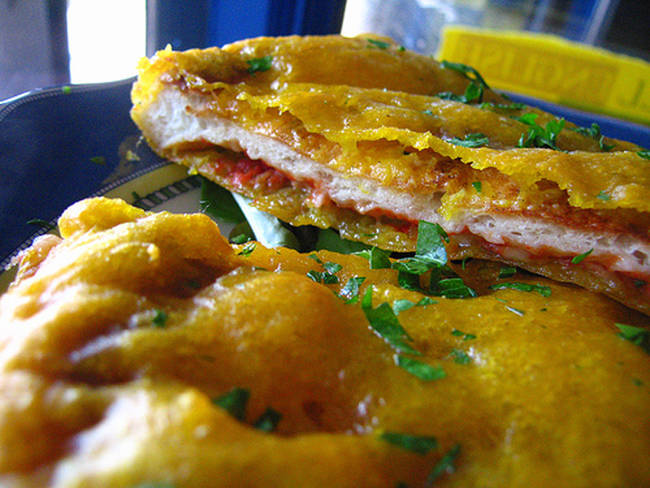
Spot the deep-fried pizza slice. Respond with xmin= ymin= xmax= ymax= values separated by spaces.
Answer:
xmin=130 ymin=35 xmax=650 ymax=313
xmin=1 ymin=197 xmax=648 ymax=487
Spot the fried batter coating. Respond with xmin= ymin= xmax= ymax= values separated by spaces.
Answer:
xmin=0 ymin=198 xmax=648 ymax=487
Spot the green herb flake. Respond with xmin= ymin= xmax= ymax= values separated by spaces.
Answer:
xmin=516 ymin=114 xmax=565 ymax=150
xmin=61 ymin=85 xmax=72 ymax=94
xmin=380 ymin=431 xmax=438 ymax=454
xmin=339 ymin=276 xmax=366 ymax=303
xmin=392 ymin=299 xmax=416 ymax=314
xmin=238 ymin=241 xmax=256 ymax=256
xmin=480 ymin=101 xmax=526 ymax=111
xmin=437 ymin=278 xmax=477 ymax=299
xmin=471 ymin=181 xmax=482 ymax=193
xmin=437 ymin=81 xmax=484 ymax=104
xmin=230 ymin=233 xmax=250 ymax=244
xmin=614 ymin=323 xmax=649 ymax=354
xmin=308 ymin=253 xmax=323 ymax=264
xmin=637 ymin=151 xmax=650 ymax=160
xmin=212 ymin=387 xmax=250 ymax=421
xmin=599 ymin=135 xmax=615 ymax=151
xmin=490 ymin=282 xmax=551 ymax=297
xmin=367 ymin=38 xmax=390 ymax=49
xmin=152 ymin=309 xmax=168 ymax=328
xmin=246 ymin=55 xmax=273 ymax=74
xmin=253 ymin=407 xmax=282 ymax=432
xmin=445 ymin=133 xmax=489 ymax=148
xmin=440 ymin=60 xmax=489 ymax=89
xmin=90 ymin=156 xmax=106 ymax=165
xmin=26 ymin=218 xmax=56 ymax=232
xmin=396 ymin=355 xmax=446 ymax=381
xmin=597 ymin=190 xmax=611 ymax=201
xmin=498 ymin=266 xmax=517 ymax=278
xmin=450 ymin=349 xmax=471 ymax=364
xmin=306 ymin=270 xmax=339 ymax=285
xmin=354 ymin=246 xmax=392 ymax=269
xmin=451 ymin=329 xmax=476 ymax=341
xmin=323 ymin=261 xmax=343 ymax=274
xmin=633 ymin=378 xmax=644 ymax=387
xmin=361 ymin=287 xmax=420 ymax=355
xmin=571 ymin=248 xmax=593 ymax=264
xmin=416 ymin=297 xmax=437 ymax=306
xmin=427 ymin=443 xmax=461 ymax=485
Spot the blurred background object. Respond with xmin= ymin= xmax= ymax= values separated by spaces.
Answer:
xmin=1 ymin=0 xmax=648 ymax=122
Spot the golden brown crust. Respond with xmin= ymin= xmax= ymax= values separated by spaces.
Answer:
xmin=1 ymin=198 xmax=649 ymax=487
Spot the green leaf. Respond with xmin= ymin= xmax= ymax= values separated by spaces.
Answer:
xmin=152 ymin=309 xmax=168 ymax=328
xmin=212 ymin=387 xmax=250 ymax=421
xmin=490 ymin=282 xmax=551 ymax=297
xmin=597 ymin=191 xmax=610 ymax=201
xmin=445 ymin=133 xmax=489 ymax=148
xmin=339 ymin=276 xmax=366 ymax=303
xmin=437 ymin=81 xmax=483 ymax=104
xmin=199 ymin=177 xmax=246 ymax=223
xmin=26 ymin=218 xmax=57 ymax=232
xmin=436 ymin=278 xmax=477 ymax=299
xmin=380 ymin=431 xmax=438 ymax=454
xmin=253 ymin=407 xmax=282 ymax=432
xmin=440 ymin=60 xmax=490 ymax=89
xmin=615 ymin=323 xmax=649 ymax=354
xmin=323 ymin=261 xmax=343 ymax=274
xmin=397 ymin=270 xmax=423 ymax=291
xmin=392 ymin=299 xmax=416 ymax=314
xmin=367 ymin=38 xmax=390 ymax=49
xmin=90 ymin=156 xmax=106 ymax=165
xmin=637 ymin=151 xmax=650 ymax=160
xmin=571 ymin=248 xmax=593 ymax=264
xmin=598 ymin=135 xmax=615 ymax=151
xmin=498 ymin=266 xmax=517 ymax=278
xmin=396 ymin=355 xmax=446 ymax=381
xmin=471 ymin=181 xmax=482 ymax=193
xmin=354 ymin=246 xmax=392 ymax=269
xmin=238 ymin=241 xmax=256 ymax=256
xmin=480 ymin=101 xmax=526 ymax=111
xmin=450 ymin=349 xmax=471 ymax=364
xmin=515 ymin=114 xmax=565 ymax=150
xmin=306 ymin=270 xmax=339 ymax=284
xmin=416 ymin=221 xmax=449 ymax=265
xmin=451 ymin=329 xmax=476 ymax=341
xmin=246 ymin=55 xmax=273 ymax=73
xmin=361 ymin=287 xmax=420 ymax=355
xmin=426 ymin=444 xmax=461 ymax=485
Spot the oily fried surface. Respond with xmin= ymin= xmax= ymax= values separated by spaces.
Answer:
xmin=1 ymin=198 xmax=649 ymax=487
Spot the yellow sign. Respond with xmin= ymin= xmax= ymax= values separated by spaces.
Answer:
xmin=438 ymin=26 xmax=650 ymax=126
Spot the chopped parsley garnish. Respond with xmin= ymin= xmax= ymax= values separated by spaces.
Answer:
xmin=471 ymin=181 xmax=482 ymax=193
xmin=323 ymin=261 xmax=342 ymax=274
xmin=435 ymin=278 xmax=477 ymax=299
xmin=380 ymin=431 xmax=438 ymax=454
xmin=638 ymin=151 xmax=650 ymax=160
xmin=246 ymin=55 xmax=273 ymax=74
xmin=230 ymin=234 xmax=250 ymax=244
xmin=414 ymin=221 xmax=448 ymax=267
xmin=451 ymin=329 xmax=476 ymax=341
xmin=339 ymin=276 xmax=366 ymax=303
xmin=90 ymin=156 xmax=106 ymax=165
xmin=445 ymin=133 xmax=489 ymax=148
xmin=597 ymin=190 xmax=611 ymax=201
xmin=391 ymin=297 xmax=436 ymax=314
xmin=61 ymin=85 xmax=72 ymax=94
xmin=426 ymin=444 xmax=461 ymax=485
xmin=571 ymin=123 xmax=615 ymax=151
xmin=367 ymin=38 xmax=390 ymax=49
xmin=152 ymin=309 xmax=168 ymax=328
xmin=450 ymin=349 xmax=471 ymax=364
xmin=306 ymin=270 xmax=339 ymax=284
xmin=253 ymin=407 xmax=282 ymax=432
xmin=480 ymin=101 xmax=526 ymax=111
xmin=571 ymin=248 xmax=593 ymax=264
xmin=515 ymin=113 xmax=565 ymax=150
xmin=437 ymin=80 xmax=483 ymax=104
xmin=212 ymin=387 xmax=250 ymax=421
xmin=490 ymin=282 xmax=551 ymax=297
xmin=615 ymin=323 xmax=649 ymax=354
xmin=308 ymin=253 xmax=323 ymax=264
xmin=361 ymin=287 xmax=420 ymax=355
xmin=440 ymin=60 xmax=489 ymax=89
xmin=238 ymin=241 xmax=256 ymax=256
xmin=396 ymin=355 xmax=446 ymax=381
xmin=354 ymin=246 xmax=392 ymax=269
xmin=26 ymin=218 xmax=56 ymax=232
xmin=498 ymin=266 xmax=517 ymax=278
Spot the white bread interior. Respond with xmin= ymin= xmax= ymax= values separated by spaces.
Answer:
xmin=137 ymin=87 xmax=650 ymax=277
